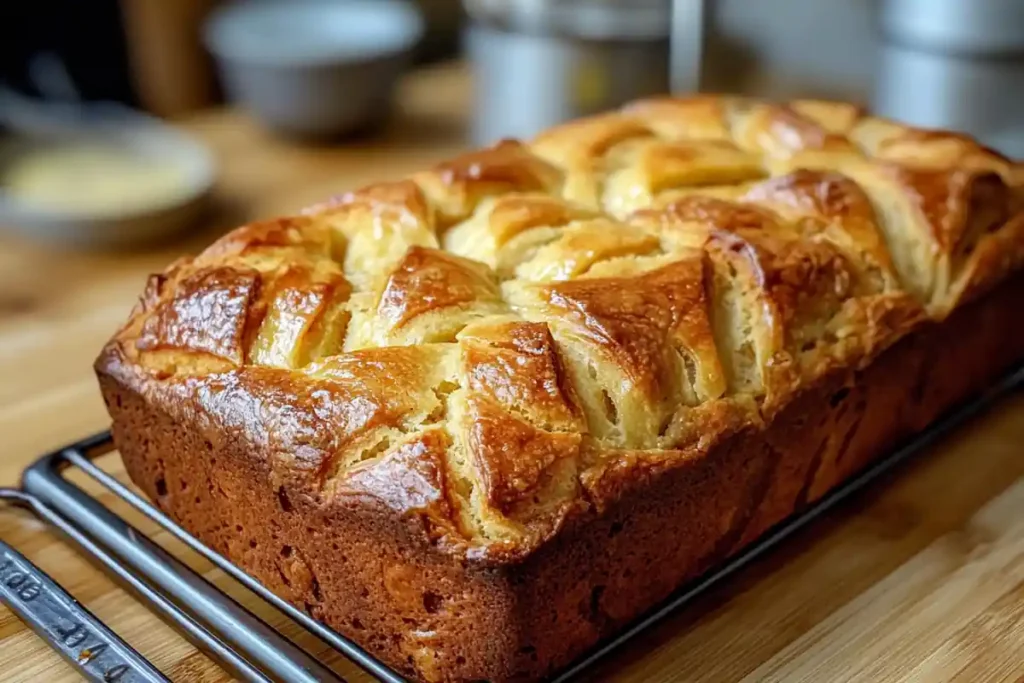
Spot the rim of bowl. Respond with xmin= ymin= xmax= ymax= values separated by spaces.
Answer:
xmin=0 ymin=122 xmax=217 ymax=224
xmin=203 ymin=0 xmax=426 ymax=68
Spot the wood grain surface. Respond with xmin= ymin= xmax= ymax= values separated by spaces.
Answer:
xmin=0 ymin=63 xmax=1022 ymax=683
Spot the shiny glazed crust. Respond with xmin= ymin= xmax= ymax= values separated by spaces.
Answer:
xmin=96 ymin=97 xmax=1024 ymax=682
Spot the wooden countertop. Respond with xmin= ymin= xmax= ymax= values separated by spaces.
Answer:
xmin=1 ymin=63 xmax=1023 ymax=682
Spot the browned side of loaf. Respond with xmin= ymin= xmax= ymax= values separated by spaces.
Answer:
xmin=99 ymin=375 xmax=521 ymax=681
xmin=98 ymin=274 xmax=1024 ymax=683
xmin=505 ymin=273 xmax=1024 ymax=680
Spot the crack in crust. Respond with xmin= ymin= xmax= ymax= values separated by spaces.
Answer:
xmin=99 ymin=96 xmax=1024 ymax=560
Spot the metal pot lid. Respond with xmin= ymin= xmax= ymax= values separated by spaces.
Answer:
xmin=463 ymin=0 xmax=671 ymax=40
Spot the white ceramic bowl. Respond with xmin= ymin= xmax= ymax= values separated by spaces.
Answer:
xmin=204 ymin=0 xmax=425 ymax=139
xmin=0 ymin=115 xmax=215 ymax=249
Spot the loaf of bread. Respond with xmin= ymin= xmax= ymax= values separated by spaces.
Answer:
xmin=96 ymin=97 xmax=1024 ymax=682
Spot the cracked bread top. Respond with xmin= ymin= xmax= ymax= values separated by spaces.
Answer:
xmin=97 ymin=96 xmax=1024 ymax=562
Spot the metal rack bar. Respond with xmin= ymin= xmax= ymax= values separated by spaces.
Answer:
xmin=59 ymin=443 xmax=405 ymax=683
xmin=0 ymin=492 xmax=169 ymax=683
xmin=20 ymin=451 xmax=345 ymax=683
xmin=5 ymin=362 xmax=1023 ymax=683
xmin=2 ymin=486 xmax=277 ymax=682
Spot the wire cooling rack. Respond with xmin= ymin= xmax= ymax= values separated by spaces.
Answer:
xmin=2 ymin=362 xmax=1023 ymax=683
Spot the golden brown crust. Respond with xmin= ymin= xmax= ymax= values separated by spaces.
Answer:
xmin=136 ymin=266 xmax=263 ymax=364
xmin=459 ymin=320 xmax=582 ymax=431
xmin=414 ymin=139 xmax=565 ymax=228
xmin=377 ymin=247 xmax=500 ymax=330
xmin=543 ymin=255 xmax=724 ymax=406
xmin=336 ymin=428 xmax=460 ymax=537
xmin=96 ymin=95 xmax=1024 ymax=682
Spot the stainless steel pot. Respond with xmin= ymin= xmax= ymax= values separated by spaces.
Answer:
xmin=465 ymin=0 xmax=1024 ymax=157
xmin=463 ymin=0 xmax=671 ymax=145
xmin=875 ymin=0 xmax=1024 ymax=157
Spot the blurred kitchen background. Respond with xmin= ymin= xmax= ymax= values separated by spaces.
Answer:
xmin=0 ymin=0 xmax=1023 ymax=253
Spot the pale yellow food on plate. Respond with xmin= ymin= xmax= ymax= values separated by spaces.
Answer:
xmin=3 ymin=144 xmax=189 ymax=215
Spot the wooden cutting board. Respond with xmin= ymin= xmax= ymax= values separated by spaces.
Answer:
xmin=1 ymin=63 xmax=1022 ymax=683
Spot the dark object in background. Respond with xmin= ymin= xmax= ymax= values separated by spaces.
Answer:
xmin=120 ymin=0 xmax=223 ymax=118
xmin=0 ymin=0 xmax=137 ymax=107
xmin=0 ymin=0 xmax=462 ymax=121
xmin=418 ymin=0 xmax=465 ymax=63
